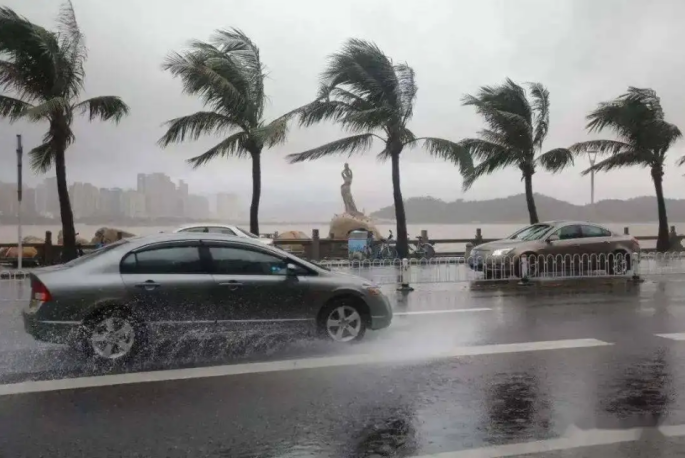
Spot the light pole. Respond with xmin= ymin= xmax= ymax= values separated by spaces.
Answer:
xmin=16 ymin=135 xmax=23 ymax=271
xmin=587 ymin=150 xmax=598 ymax=205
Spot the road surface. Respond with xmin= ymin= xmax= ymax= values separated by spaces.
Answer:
xmin=3 ymin=278 xmax=685 ymax=456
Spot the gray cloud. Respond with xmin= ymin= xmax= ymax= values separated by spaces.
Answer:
xmin=1 ymin=0 xmax=684 ymax=217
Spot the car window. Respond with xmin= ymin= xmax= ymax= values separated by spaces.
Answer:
xmin=508 ymin=224 xmax=553 ymax=241
xmin=179 ymin=227 xmax=208 ymax=233
xmin=63 ymin=239 xmax=129 ymax=267
xmin=208 ymin=246 xmax=306 ymax=276
xmin=553 ymin=225 xmax=583 ymax=240
xmin=581 ymin=225 xmax=612 ymax=238
xmin=121 ymin=245 xmax=204 ymax=274
xmin=208 ymin=226 xmax=237 ymax=235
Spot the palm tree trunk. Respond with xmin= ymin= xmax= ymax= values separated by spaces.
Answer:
xmin=390 ymin=151 xmax=408 ymax=258
xmin=651 ymin=166 xmax=670 ymax=252
xmin=523 ymin=171 xmax=539 ymax=224
xmin=249 ymin=150 xmax=261 ymax=236
xmin=55 ymin=146 xmax=77 ymax=262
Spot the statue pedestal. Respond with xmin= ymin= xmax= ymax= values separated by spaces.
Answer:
xmin=329 ymin=213 xmax=381 ymax=239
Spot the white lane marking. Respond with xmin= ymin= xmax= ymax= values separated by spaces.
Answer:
xmin=394 ymin=308 xmax=492 ymax=316
xmin=655 ymin=333 xmax=685 ymax=341
xmin=410 ymin=424 xmax=662 ymax=458
xmin=0 ymin=338 xmax=611 ymax=397
xmin=659 ymin=424 xmax=685 ymax=436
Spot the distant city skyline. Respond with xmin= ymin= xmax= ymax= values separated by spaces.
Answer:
xmin=0 ymin=173 xmax=244 ymax=222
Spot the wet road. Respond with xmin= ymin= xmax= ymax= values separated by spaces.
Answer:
xmin=3 ymin=281 xmax=685 ymax=456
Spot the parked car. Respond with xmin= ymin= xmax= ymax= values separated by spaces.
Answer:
xmin=22 ymin=233 xmax=393 ymax=362
xmin=173 ymin=224 xmax=274 ymax=246
xmin=468 ymin=221 xmax=640 ymax=278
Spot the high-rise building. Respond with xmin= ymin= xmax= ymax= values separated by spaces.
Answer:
xmin=35 ymin=177 xmax=59 ymax=216
xmin=216 ymin=193 xmax=240 ymax=221
xmin=69 ymin=182 xmax=100 ymax=218
xmin=123 ymin=190 xmax=146 ymax=218
xmin=99 ymin=187 xmax=125 ymax=218
xmin=138 ymin=173 xmax=178 ymax=218
xmin=186 ymin=194 xmax=210 ymax=220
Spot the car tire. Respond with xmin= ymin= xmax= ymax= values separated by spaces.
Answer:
xmin=318 ymin=298 xmax=368 ymax=343
xmin=607 ymin=250 xmax=631 ymax=275
xmin=79 ymin=308 xmax=145 ymax=363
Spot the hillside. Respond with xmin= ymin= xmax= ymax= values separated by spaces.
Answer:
xmin=370 ymin=193 xmax=685 ymax=223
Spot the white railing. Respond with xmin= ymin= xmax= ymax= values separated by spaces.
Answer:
xmin=1 ymin=252 xmax=685 ymax=302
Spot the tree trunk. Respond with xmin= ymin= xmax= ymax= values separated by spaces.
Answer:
xmin=652 ymin=165 xmax=670 ymax=252
xmin=249 ymin=150 xmax=261 ymax=236
xmin=523 ymin=170 xmax=539 ymax=224
xmin=55 ymin=146 xmax=77 ymax=262
xmin=390 ymin=151 xmax=408 ymax=258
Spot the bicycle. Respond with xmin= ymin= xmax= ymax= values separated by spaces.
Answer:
xmin=363 ymin=230 xmax=398 ymax=261
xmin=409 ymin=234 xmax=436 ymax=259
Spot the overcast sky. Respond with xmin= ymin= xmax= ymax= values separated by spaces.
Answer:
xmin=1 ymin=0 xmax=684 ymax=214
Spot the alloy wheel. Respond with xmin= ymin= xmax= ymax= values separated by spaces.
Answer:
xmin=326 ymin=305 xmax=363 ymax=342
xmin=90 ymin=316 xmax=136 ymax=360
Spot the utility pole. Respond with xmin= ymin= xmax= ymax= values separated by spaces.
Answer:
xmin=587 ymin=150 xmax=598 ymax=205
xmin=16 ymin=135 xmax=23 ymax=271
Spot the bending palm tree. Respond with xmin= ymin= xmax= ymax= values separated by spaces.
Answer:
xmin=459 ymin=79 xmax=573 ymax=224
xmin=0 ymin=2 xmax=129 ymax=262
xmin=160 ymin=29 xmax=291 ymax=236
xmin=571 ymin=87 xmax=682 ymax=252
xmin=286 ymin=39 xmax=472 ymax=258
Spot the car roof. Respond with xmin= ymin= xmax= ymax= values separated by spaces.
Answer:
xmin=123 ymin=232 xmax=263 ymax=248
xmin=541 ymin=220 xmax=609 ymax=227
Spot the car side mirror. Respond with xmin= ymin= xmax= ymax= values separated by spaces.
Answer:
xmin=547 ymin=234 xmax=560 ymax=243
xmin=286 ymin=263 xmax=298 ymax=276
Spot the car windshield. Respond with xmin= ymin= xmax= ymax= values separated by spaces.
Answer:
xmin=237 ymin=227 xmax=260 ymax=238
xmin=62 ymin=239 xmax=129 ymax=267
xmin=507 ymin=224 xmax=553 ymax=241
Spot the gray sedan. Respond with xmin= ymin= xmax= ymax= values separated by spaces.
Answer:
xmin=22 ymin=233 xmax=393 ymax=362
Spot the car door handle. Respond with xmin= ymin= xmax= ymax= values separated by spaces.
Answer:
xmin=135 ymin=281 xmax=160 ymax=291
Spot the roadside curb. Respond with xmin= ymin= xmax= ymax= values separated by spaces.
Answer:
xmin=469 ymin=277 xmax=643 ymax=292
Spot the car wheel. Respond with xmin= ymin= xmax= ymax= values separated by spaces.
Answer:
xmin=319 ymin=299 xmax=368 ymax=343
xmin=81 ymin=309 xmax=144 ymax=363
xmin=607 ymin=250 xmax=631 ymax=275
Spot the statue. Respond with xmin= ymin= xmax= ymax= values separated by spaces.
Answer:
xmin=328 ymin=163 xmax=381 ymax=240
xmin=341 ymin=163 xmax=362 ymax=217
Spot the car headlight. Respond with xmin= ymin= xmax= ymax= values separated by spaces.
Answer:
xmin=363 ymin=284 xmax=382 ymax=296
xmin=492 ymin=248 xmax=514 ymax=257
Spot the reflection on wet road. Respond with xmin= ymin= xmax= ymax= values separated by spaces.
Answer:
xmin=3 ymin=281 xmax=685 ymax=456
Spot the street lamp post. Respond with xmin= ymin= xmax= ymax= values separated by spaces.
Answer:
xmin=16 ymin=135 xmax=23 ymax=271
xmin=587 ymin=150 xmax=598 ymax=205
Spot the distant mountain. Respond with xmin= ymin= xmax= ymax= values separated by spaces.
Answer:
xmin=370 ymin=193 xmax=685 ymax=223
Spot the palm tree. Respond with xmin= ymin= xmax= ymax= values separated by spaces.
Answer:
xmin=458 ymin=79 xmax=573 ymax=224
xmin=159 ymin=29 xmax=292 ymax=236
xmin=286 ymin=39 xmax=472 ymax=258
xmin=0 ymin=2 xmax=129 ymax=261
xmin=571 ymin=87 xmax=682 ymax=252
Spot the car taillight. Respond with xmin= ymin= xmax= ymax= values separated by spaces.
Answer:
xmin=32 ymin=278 xmax=52 ymax=302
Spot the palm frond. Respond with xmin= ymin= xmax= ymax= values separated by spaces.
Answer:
xmin=158 ymin=111 xmax=237 ymax=147
xmin=253 ymin=116 xmax=289 ymax=148
xmin=528 ymin=82 xmax=549 ymax=148
xmin=22 ymin=97 xmax=69 ymax=121
xmin=298 ymin=99 xmax=359 ymax=127
xmin=73 ymin=96 xmax=129 ymax=123
xmin=56 ymin=0 xmax=86 ymax=98
xmin=461 ymin=94 xmax=532 ymax=152
xmin=420 ymin=137 xmax=474 ymax=175
xmin=209 ymin=28 xmax=265 ymax=121
xmin=569 ymin=139 xmax=632 ymax=155
xmin=537 ymin=148 xmax=574 ymax=173
xmin=286 ymin=133 xmax=375 ymax=163
xmin=0 ymin=94 xmax=32 ymax=120
xmin=28 ymin=142 xmax=54 ymax=173
xmin=457 ymin=138 xmax=511 ymax=161
xmin=463 ymin=148 xmax=521 ymax=190
xmin=581 ymin=150 xmax=649 ymax=175
xmin=395 ymin=63 xmax=417 ymax=122
xmin=186 ymin=131 xmax=250 ymax=169
xmin=162 ymin=49 xmax=249 ymax=122
xmin=677 ymin=155 xmax=685 ymax=167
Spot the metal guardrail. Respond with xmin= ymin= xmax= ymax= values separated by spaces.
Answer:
xmin=1 ymin=252 xmax=685 ymax=302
